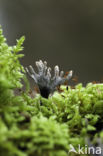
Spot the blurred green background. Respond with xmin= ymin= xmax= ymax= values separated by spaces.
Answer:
xmin=0 ymin=0 xmax=103 ymax=84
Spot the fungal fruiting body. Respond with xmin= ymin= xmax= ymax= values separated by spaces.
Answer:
xmin=26 ymin=60 xmax=73 ymax=98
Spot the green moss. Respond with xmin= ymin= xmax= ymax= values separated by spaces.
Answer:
xmin=0 ymin=26 xmax=103 ymax=156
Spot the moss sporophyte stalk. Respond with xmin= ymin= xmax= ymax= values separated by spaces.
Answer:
xmin=0 ymin=26 xmax=103 ymax=156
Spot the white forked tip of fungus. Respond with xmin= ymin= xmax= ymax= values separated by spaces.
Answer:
xmin=47 ymin=67 xmax=51 ymax=78
xmin=69 ymin=70 xmax=73 ymax=76
xmin=60 ymin=71 xmax=64 ymax=77
xmin=66 ymin=70 xmax=73 ymax=80
xmin=54 ymin=65 xmax=59 ymax=77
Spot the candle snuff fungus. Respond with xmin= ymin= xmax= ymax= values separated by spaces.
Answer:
xmin=26 ymin=60 xmax=73 ymax=98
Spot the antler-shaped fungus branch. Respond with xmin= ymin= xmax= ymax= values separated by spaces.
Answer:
xmin=26 ymin=60 xmax=73 ymax=98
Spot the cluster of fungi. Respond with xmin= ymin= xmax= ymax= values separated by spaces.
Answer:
xmin=26 ymin=60 xmax=73 ymax=98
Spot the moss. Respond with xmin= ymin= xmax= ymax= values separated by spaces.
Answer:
xmin=0 ymin=26 xmax=103 ymax=156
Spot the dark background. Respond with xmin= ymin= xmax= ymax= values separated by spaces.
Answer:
xmin=0 ymin=0 xmax=103 ymax=84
